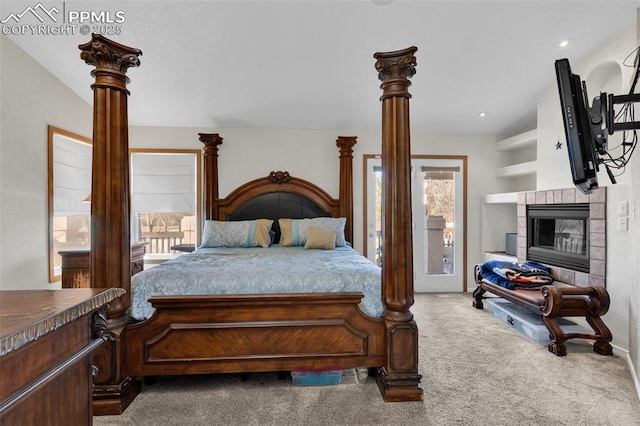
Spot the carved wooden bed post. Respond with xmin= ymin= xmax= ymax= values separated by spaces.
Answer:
xmin=373 ymin=46 xmax=423 ymax=401
xmin=79 ymin=34 xmax=142 ymax=415
xmin=80 ymin=33 xmax=142 ymax=323
xmin=337 ymin=136 xmax=357 ymax=244
xmin=199 ymin=133 xmax=224 ymax=221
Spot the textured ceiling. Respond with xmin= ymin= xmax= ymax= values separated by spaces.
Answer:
xmin=3 ymin=0 xmax=639 ymax=135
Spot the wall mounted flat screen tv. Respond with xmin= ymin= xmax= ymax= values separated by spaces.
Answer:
xmin=554 ymin=58 xmax=599 ymax=194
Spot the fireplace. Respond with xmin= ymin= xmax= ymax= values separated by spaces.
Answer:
xmin=527 ymin=204 xmax=589 ymax=273
xmin=516 ymin=187 xmax=605 ymax=288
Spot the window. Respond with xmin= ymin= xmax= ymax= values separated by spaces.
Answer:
xmin=130 ymin=149 xmax=201 ymax=260
xmin=48 ymin=126 xmax=92 ymax=282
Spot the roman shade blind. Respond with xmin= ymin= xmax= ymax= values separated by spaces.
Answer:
xmin=53 ymin=133 xmax=92 ymax=216
xmin=131 ymin=152 xmax=197 ymax=213
xmin=372 ymin=165 xmax=461 ymax=176
xmin=421 ymin=165 xmax=460 ymax=180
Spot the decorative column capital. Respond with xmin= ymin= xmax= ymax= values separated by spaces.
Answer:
xmin=336 ymin=136 xmax=357 ymax=158
xmin=374 ymin=46 xmax=417 ymax=81
xmin=79 ymin=34 xmax=142 ymax=81
xmin=373 ymin=46 xmax=417 ymax=100
xmin=199 ymin=133 xmax=224 ymax=155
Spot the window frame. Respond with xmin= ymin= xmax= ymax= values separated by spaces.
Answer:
xmin=129 ymin=148 xmax=202 ymax=258
xmin=47 ymin=125 xmax=92 ymax=283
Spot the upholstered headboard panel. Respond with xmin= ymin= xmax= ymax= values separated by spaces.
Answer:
xmin=227 ymin=192 xmax=330 ymax=243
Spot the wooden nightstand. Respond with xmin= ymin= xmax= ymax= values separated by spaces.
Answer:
xmin=59 ymin=242 xmax=147 ymax=288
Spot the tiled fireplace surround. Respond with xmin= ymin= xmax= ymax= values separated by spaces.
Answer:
xmin=516 ymin=187 xmax=606 ymax=287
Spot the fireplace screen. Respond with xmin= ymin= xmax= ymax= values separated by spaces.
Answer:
xmin=527 ymin=204 xmax=589 ymax=273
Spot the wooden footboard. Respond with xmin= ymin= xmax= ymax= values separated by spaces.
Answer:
xmin=125 ymin=293 xmax=385 ymax=377
xmin=472 ymin=265 xmax=612 ymax=356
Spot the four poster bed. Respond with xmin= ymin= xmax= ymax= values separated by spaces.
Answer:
xmin=79 ymin=34 xmax=422 ymax=415
xmin=125 ymin=136 xmax=388 ymax=378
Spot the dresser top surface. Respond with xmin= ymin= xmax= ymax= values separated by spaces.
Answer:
xmin=0 ymin=288 xmax=124 ymax=357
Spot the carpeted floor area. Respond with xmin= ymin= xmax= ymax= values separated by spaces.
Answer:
xmin=94 ymin=293 xmax=640 ymax=425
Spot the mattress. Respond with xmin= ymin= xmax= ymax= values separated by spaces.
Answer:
xmin=129 ymin=245 xmax=382 ymax=320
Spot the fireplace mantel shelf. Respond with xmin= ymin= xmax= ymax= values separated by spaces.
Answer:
xmin=483 ymin=192 xmax=519 ymax=204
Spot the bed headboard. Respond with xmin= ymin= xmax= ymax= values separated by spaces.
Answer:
xmin=199 ymin=136 xmax=357 ymax=244
xmin=219 ymin=171 xmax=335 ymax=243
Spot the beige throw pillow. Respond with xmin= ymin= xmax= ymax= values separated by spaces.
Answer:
xmin=254 ymin=219 xmax=274 ymax=248
xmin=304 ymin=227 xmax=336 ymax=250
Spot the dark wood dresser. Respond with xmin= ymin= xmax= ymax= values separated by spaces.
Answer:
xmin=0 ymin=288 xmax=124 ymax=425
xmin=59 ymin=242 xmax=147 ymax=288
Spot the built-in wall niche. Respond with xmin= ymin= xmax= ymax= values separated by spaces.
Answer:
xmin=47 ymin=126 xmax=92 ymax=283
xmin=494 ymin=129 xmax=537 ymax=194
xmin=481 ymin=129 xmax=537 ymax=256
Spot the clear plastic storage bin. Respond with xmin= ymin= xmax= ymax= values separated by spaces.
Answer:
xmin=486 ymin=298 xmax=586 ymax=345
xmin=291 ymin=370 xmax=343 ymax=386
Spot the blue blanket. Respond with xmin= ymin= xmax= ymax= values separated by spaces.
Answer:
xmin=480 ymin=260 xmax=553 ymax=290
xmin=129 ymin=246 xmax=382 ymax=320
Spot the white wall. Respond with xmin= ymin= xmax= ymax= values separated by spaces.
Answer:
xmin=0 ymin=36 xmax=92 ymax=290
xmin=536 ymin=20 xmax=639 ymax=384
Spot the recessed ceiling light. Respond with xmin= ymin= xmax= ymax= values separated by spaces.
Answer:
xmin=478 ymin=112 xmax=487 ymax=118
xmin=557 ymin=38 xmax=573 ymax=48
xmin=372 ymin=0 xmax=394 ymax=7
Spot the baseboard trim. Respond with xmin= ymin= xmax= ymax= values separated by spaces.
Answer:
xmin=611 ymin=344 xmax=640 ymax=402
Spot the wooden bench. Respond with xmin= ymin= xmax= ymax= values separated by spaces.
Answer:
xmin=472 ymin=265 xmax=613 ymax=356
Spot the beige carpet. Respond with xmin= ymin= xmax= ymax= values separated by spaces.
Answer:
xmin=94 ymin=293 xmax=640 ymax=425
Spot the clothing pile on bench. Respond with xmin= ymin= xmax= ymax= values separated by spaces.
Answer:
xmin=479 ymin=260 xmax=553 ymax=290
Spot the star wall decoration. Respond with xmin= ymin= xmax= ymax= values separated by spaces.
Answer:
xmin=556 ymin=140 xmax=563 ymax=150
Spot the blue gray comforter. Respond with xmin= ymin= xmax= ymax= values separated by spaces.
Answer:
xmin=129 ymin=246 xmax=383 ymax=320
xmin=479 ymin=260 xmax=553 ymax=290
